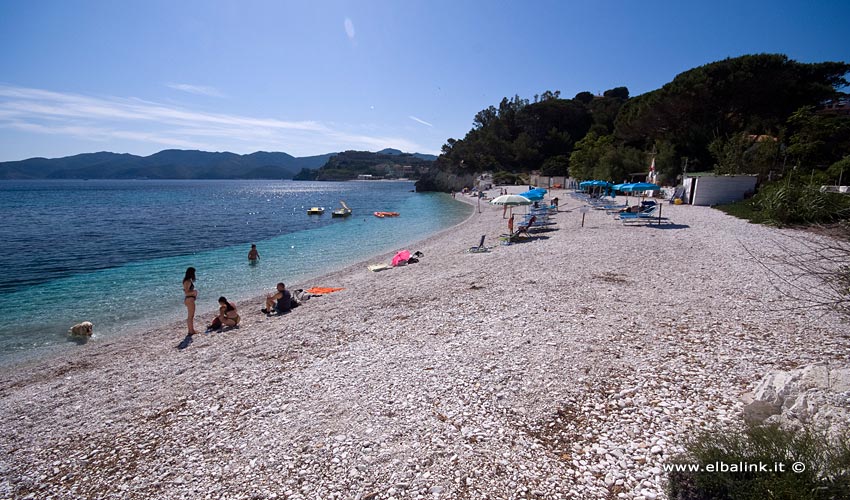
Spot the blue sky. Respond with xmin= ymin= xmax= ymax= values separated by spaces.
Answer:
xmin=0 ymin=0 xmax=847 ymax=161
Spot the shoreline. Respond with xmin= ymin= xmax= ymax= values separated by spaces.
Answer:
xmin=2 ymin=188 xmax=848 ymax=499
xmin=0 ymin=189 xmax=472 ymax=370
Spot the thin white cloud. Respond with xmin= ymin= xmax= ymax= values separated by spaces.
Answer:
xmin=5 ymin=120 xmax=211 ymax=149
xmin=409 ymin=115 xmax=433 ymax=127
xmin=167 ymin=83 xmax=225 ymax=98
xmin=344 ymin=18 xmax=355 ymax=40
xmin=0 ymin=85 xmax=428 ymax=156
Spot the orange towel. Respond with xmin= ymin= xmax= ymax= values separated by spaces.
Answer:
xmin=306 ymin=287 xmax=345 ymax=295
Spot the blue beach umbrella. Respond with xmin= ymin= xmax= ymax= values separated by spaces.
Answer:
xmin=518 ymin=189 xmax=545 ymax=201
xmin=621 ymin=182 xmax=660 ymax=193
xmin=579 ymin=180 xmax=607 ymax=193
xmin=580 ymin=180 xmax=611 ymax=196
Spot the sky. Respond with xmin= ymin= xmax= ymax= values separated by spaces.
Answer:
xmin=0 ymin=0 xmax=848 ymax=162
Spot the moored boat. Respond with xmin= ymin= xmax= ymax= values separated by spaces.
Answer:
xmin=307 ymin=207 xmax=325 ymax=215
xmin=332 ymin=201 xmax=352 ymax=218
xmin=374 ymin=211 xmax=400 ymax=218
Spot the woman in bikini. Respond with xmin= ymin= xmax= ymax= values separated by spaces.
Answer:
xmin=182 ymin=267 xmax=198 ymax=335
xmin=217 ymin=296 xmax=240 ymax=328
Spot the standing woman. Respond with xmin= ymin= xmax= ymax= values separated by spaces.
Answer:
xmin=182 ymin=267 xmax=198 ymax=335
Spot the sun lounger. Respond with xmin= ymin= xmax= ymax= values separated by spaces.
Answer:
xmin=499 ymin=216 xmax=538 ymax=243
xmin=467 ymin=235 xmax=489 ymax=253
xmin=618 ymin=205 xmax=666 ymax=224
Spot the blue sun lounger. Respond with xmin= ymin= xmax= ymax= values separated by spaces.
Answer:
xmin=618 ymin=205 xmax=661 ymax=223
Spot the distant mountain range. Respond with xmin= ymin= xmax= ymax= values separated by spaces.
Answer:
xmin=0 ymin=149 xmax=437 ymax=180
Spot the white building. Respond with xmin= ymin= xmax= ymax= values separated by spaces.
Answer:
xmin=683 ymin=174 xmax=758 ymax=206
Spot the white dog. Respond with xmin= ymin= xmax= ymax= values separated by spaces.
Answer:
xmin=69 ymin=321 xmax=94 ymax=336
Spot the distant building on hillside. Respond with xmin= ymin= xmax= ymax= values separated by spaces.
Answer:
xmin=818 ymin=98 xmax=850 ymax=116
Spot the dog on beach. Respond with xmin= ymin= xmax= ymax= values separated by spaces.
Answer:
xmin=69 ymin=321 xmax=94 ymax=336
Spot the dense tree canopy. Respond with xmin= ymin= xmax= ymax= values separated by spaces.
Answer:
xmin=614 ymin=54 xmax=849 ymax=172
xmin=418 ymin=54 xmax=850 ymax=192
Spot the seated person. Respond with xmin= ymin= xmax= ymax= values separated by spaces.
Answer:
xmin=206 ymin=296 xmax=240 ymax=331
xmin=262 ymin=282 xmax=292 ymax=314
xmin=218 ymin=296 xmax=240 ymax=327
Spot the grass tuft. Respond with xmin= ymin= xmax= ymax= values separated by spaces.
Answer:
xmin=666 ymin=425 xmax=850 ymax=500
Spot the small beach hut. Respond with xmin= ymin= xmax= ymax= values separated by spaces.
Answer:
xmin=682 ymin=174 xmax=757 ymax=206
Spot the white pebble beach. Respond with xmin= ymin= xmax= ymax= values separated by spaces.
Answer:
xmin=1 ymin=187 xmax=847 ymax=499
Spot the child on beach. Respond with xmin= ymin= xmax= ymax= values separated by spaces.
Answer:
xmin=262 ymin=283 xmax=292 ymax=315
xmin=248 ymin=244 xmax=260 ymax=264
xmin=182 ymin=267 xmax=198 ymax=335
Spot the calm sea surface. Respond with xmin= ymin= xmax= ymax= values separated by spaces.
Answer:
xmin=0 ymin=179 xmax=471 ymax=365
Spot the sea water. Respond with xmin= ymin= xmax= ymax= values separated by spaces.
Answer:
xmin=0 ymin=179 xmax=471 ymax=365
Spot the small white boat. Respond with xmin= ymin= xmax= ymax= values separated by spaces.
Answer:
xmin=332 ymin=201 xmax=352 ymax=218
xmin=307 ymin=207 xmax=325 ymax=215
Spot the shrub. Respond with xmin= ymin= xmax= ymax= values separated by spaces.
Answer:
xmin=493 ymin=171 xmax=524 ymax=185
xmin=754 ymin=182 xmax=850 ymax=226
xmin=666 ymin=425 xmax=850 ymax=500
xmin=414 ymin=170 xmax=476 ymax=192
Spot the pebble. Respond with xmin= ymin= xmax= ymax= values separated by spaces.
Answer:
xmin=1 ymin=195 xmax=848 ymax=500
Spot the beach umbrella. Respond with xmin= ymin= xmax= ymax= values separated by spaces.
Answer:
xmin=490 ymin=194 xmax=532 ymax=219
xmin=580 ymin=180 xmax=611 ymax=197
xmin=517 ymin=190 xmax=545 ymax=201
xmin=490 ymin=194 xmax=532 ymax=206
xmin=530 ymin=188 xmax=549 ymax=199
xmin=621 ymin=182 xmax=662 ymax=219
xmin=621 ymin=182 xmax=660 ymax=193
xmin=392 ymin=249 xmax=411 ymax=267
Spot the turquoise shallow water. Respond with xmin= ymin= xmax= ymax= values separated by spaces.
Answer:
xmin=0 ymin=180 xmax=471 ymax=364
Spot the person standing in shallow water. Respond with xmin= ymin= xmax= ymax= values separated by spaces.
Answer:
xmin=182 ymin=267 xmax=198 ymax=335
xmin=248 ymin=244 xmax=260 ymax=265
